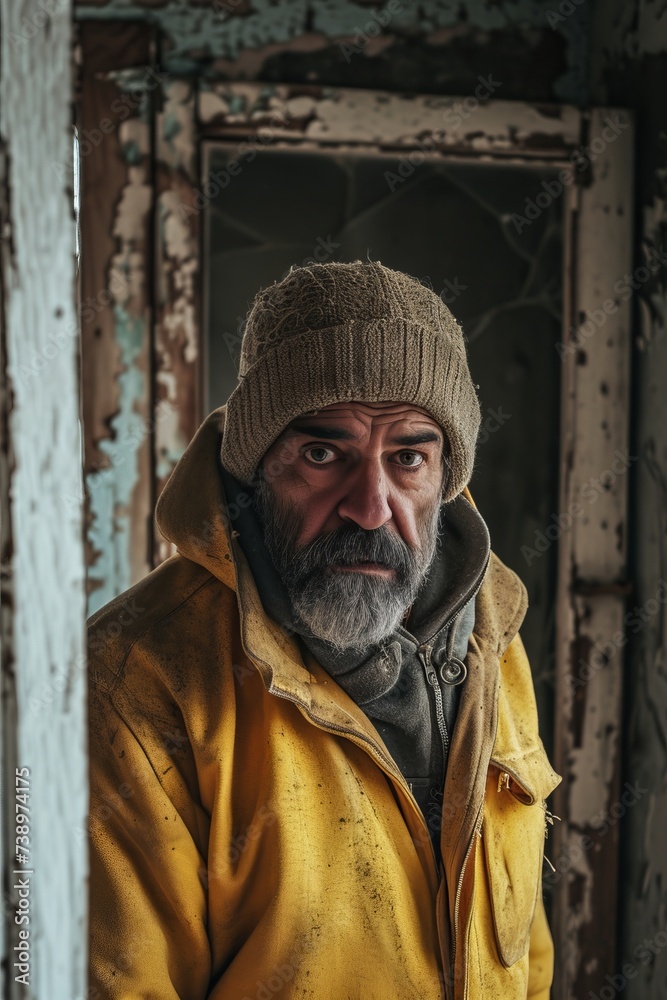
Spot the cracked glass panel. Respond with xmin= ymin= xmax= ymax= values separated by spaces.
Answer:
xmin=204 ymin=145 xmax=564 ymax=760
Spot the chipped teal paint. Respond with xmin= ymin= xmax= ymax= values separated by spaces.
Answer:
xmin=152 ymin=198 xmax=191 ymax=485
xmin=228 ymin=93 xmax=247 ymax=116
xmin=104 ymin=68 xmax=159 ymax=123
xmin=86 ymin=304 xmax=147 ymax=617
xmin=162 ymin=110 xmax=182 ymax=144
xmin=545 ymin=3 xmax=592 ymax=103
xmin=74 ymin=0 xmax=590 ymax=105
xmin=122 ymin=139 xmax=142 ymax=165
xmin=139 ymin=89 xmax=153 ymax=125
xmin=156 ymin=445 xmax=183 ymax=483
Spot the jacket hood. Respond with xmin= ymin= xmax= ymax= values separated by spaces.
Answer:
xmin=155 ymin=405 xmax=528 ymax=658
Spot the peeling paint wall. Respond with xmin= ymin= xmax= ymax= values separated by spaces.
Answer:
xmin=589 ymin=3 xmax=667 ymax=997
xmin=88 ymin=132 xmax=152 ymax=610
xmin=153 ymin=76 xmax=202 ymax=564
xmin=74 ymin=0 xmax=591 ymax=105
xmin=71 ymin=0 xmax=667 ymax=994
xmin=78 ymin=26 xmax=157 ymax=617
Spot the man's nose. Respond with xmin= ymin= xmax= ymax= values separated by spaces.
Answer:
xmin=336 ymin=461 xmax=393 ymax=531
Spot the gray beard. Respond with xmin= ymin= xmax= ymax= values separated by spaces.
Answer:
xmin=253 ymin=479 xmax=442 ymax=653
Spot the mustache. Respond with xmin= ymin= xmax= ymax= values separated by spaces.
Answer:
xmin=289 ymin=523 xmax=415 ymax=580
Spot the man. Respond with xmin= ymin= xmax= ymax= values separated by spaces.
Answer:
xmin=88 ymin=261 xmax=561 ymax=999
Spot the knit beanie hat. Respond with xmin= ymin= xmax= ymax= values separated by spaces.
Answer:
xmin=221 ymin=260 xmax=481 ymax=503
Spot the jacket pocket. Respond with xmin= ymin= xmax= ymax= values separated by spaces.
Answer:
xmin=482 ymin=751 xmax=561 ymax=968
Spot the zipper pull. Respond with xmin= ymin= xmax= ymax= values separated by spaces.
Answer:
xmin=497 ymin=770 xmax=511 ymax=793
xmin=418 ymin=645 xmax=438 ymax=684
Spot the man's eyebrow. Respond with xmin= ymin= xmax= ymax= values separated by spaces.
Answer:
xmin=283 ymin=425 xmax=442 ymax=447
xmin=390 ymin=431 xmax=442 ymax=447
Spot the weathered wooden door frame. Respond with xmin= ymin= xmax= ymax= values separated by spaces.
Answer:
xmin=78 ymin=23 xmax=634 ymax=998
xmin=2 ymin=2 xmax=87 ymax=998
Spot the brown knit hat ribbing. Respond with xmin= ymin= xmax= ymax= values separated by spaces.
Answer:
xmin=221 ymin=260 xmax=481 ymax=503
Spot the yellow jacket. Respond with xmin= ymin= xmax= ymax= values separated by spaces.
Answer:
xmin=88 ymin=406 xmax=561 ymax=999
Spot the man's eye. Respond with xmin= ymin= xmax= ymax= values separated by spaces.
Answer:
xmin=304 ymin=446 xmax=336 ymax=465
xmin=396 ymin=451 xmax=424 ymax=468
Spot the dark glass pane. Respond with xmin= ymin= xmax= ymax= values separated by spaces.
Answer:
xmin=204 ymin=145 xmax=563 ymax=761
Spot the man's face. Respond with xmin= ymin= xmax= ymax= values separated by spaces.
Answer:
xmin=254 ymin=401 xmax=448 ymax=652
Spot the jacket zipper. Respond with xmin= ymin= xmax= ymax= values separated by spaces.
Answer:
xmin=413 ymin=550 xmax=491 ymax=771
xmin=426 ymin=554 xmax=490 ymax=998
xmin=450 ymin=802 xmax=484 ymax=1000
xmin=417 ymin=643 xmax=450 ymax=761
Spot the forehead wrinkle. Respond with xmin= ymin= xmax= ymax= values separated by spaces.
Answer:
xmin=283 ymin=423 xmax=355 ymax=441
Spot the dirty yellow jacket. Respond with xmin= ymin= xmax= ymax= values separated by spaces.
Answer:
xmin=88 ymin=406 xmax=561 ymax=1000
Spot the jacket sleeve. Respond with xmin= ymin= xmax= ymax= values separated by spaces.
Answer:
xmin=527 ymin=890 xmax=555 ymax=999
xmin=88 ymin=666 xmax=212 ymax=999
